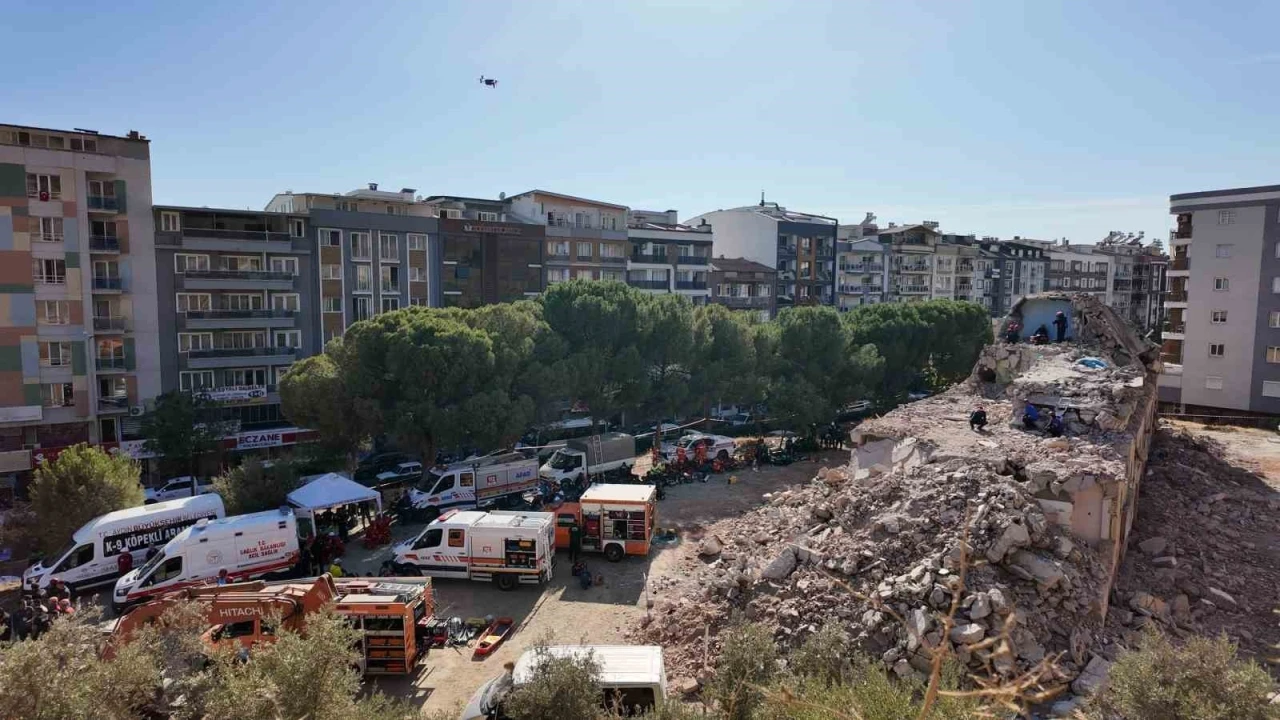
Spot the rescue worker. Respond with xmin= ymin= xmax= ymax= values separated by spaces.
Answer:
xmin=1031 ymin=324 xmax=1051 ymax=345
xmin=1022 ymin=402 xmax=1040 ymax=430
xmin=1047 ymin=412 xmax=1065 ymax=438
xmin=969 ymin=406 xmax=988 ymax=432
xmin=568 ymin=523 xmax=583 ymax=562
xmin=117 ymin=549 xmax=134 ymax=576
xmin=1053 ymin=310 xmax=1069 ymax=342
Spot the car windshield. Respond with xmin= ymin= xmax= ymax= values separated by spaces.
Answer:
xmin=548 ymin=450 xmax=578 ymax=470
xmin=417 ymin=470 xmax=444 ymax=493
xmin=45 ymin=539 xmax=78 ymax=568
xmin=134 ymin=548 xmax=167 ymax=579
xmin=676 ymin=436 xmax=698 ymax=449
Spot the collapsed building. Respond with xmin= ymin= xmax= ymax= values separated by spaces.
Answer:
xmin=636 ymin=293 xmax=1162 ymax=704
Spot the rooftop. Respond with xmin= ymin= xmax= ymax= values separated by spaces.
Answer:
xmin=0 ymin=123 xmax=149 ymax=143
xmin=507 ymin=189 xmax=629 ymax=211
xmin=710 ymin=257 xmax=776 ymax=274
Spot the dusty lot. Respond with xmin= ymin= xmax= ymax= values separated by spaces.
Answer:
xmin=350 ymin=452 xmax=847 ymax=715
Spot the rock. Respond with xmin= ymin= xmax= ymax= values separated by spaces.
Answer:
xmin=761 ymin=548 xmax=798 ymax=581
xmin=986 ymin=520 xmax=1031 ymax=563
xmin=672 ymin=676 xmax=700 ymax=695
xmin=1151 ymin=555 xmax=1178 ymax=568
xmin=1138 ymin=536 xmax=1168 ymax=555
xmin=949 ymin=623 xmax=986 ymax=645
xmin=987 ymin=587 xmax=1012 ymax=614
xmin=1206 ymin=587 xmax=1237 ymax=607
xmin=1048 ymin=696 xmax=1083 ymax=717
xmin=1071 ymin=656 xmax=1112 ymax=696
xmin=1045 ymin=437 xmax=1069 ymax=451
xmin=929 ymin=585 xmax=949 ymax=608
xmin=883 ymin=517 xmax=901 ymax=535
xmin=969 ymin=592 xmax=993 ymax=620
xmin=1054 ymin=536 xmax=1075 ymax=559
xmin=1129 ymin=591 xmax=1167 ymax=617
xmin=892 ymin=659 xmax=913 ymax=679
xmin=697 ymin=535 xmax=723 ymax=557
xmin=1009 ymin=550 xmax=1066 ymax=591
xmin=1172 ymin=594 xmax=1191 ymax=621
xmin=812 ymin=504 xmax=833 ymax=521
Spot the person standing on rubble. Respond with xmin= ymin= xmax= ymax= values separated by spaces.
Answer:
xmin=1022 ymin=401 xmax=1040 ymax=430
xmin=1053 ymin=310 xmax=1068 ymax=342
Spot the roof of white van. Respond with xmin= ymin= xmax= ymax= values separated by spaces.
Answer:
xmin=513 ymin=645 xmax=663 ymax=686
xmin=170 ymin=507 xmax=294 ymax=544
xmin=580 ymin=484 xmax=656 ymax=504
xmin=438 ymin=510 xmax=488 ymax=527
xmin=477 ymin=511 xmax=554 ymax=529
xmin=76 ymin=494 xmax=225 ymax=540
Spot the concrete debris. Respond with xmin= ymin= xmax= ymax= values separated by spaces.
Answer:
xmin=1070 ymin=656 xmax=1112 ymax=696
xmin=1137 ymin=536 xmax=1168 ymax=555
xmin=949 ymin=622 xmax=986 ymax=645
xmin=697 ymin=535 xmax=724 ymax=557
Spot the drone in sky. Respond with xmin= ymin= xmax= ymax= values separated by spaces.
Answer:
xmin=479 ymin=76 xmax=498 ymax=88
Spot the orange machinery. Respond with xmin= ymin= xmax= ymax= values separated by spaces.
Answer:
xmin=552 ymin=483 xmax=657 ymax=562
xmin=333 ymin=578 xmax=434 ymax=675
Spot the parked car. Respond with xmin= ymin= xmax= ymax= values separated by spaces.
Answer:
xmin=907 ymin=390 xmax=933 ymax=402
xmin=660 ymin=432 xmax=736 ymax=463
xmin=354 ymin=452 xmax=417 ymax=486
xmin=372 ymin=461 xmax=424 ymax=487
xmin=836 ymin=400 xmax=873 ymax=421
xmin=142 ymin=476 xmax=215 ymax=504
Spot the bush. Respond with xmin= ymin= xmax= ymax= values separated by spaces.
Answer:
xmin=760 ymin=655 xmax=981 ymax=720
xmin=787 ymin=623 xmax=854 ymax=685
xmin=503 ymin=646 xmax=604 ymax=720
xmin=28 ymin=444 xmax=143 ymax=555
xmin=1090 ymin=630 xmax=1278 ymax=720
xmin=704 ymin=623 xmax=779 ymax=720
xmin=211 ymin=459 xmax=300 ymax=515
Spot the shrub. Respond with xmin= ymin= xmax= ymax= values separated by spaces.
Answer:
xmin=211 ymin=459 xmax=300 ymax=515
xmin=704 ymin=623 xmax=779 ymax=720
xmin=28 ymin=444 xmax=143 ymax=555
xmin=503 ymin=646 xmax=603 ymax=720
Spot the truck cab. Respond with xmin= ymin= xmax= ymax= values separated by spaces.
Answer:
xmin=539 ymin=447 xmax=587 ymax=483
xmin=407 ymin=466 xmax=476 ymax=519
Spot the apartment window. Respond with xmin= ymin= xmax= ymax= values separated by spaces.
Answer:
xmin=87 ymin=180 xmax=115 ymax=201
xmin=1214 ymin=277 xmax=1230 ymax=291
xmin=441 ymin=209 xmax=462 ymax=219
xmin=352 ymin=296 xmax=372 ymax=322
xmin=379 ymin=234 xmax=399 ymax=261
xmin=25 ymin=173 xmax=61 ymax=199
xmin=1268 ymin=347 xmax=1280 ymax=363
xmin=354 ymin=265 xmax=373 ymax=292
xmin=35 ymin=217 xmax=64 ymax=242
xmin=272 ymin=330 xmax=301 ymax=349
xmin=38 ymin=342 xmax=71 ymax=367
xmin=176 ymin=293 xmax=212 ymax=312
xmin=157 ymin=211 xmax=180 ymax=233
xmin=407 ymin=234 xmax=426 ymax=251
xmin=224 ymin=294 xmax=265 ymax=311
xmin=380 ymin=265 xmax=401 ymax=291
xmin=290 ymin=219 xmax=305 ymax=238
xmin=320 ymin=229 xmax=341 ymax=247
xmin=547 ymin=268 xmax=570 ymax=283
xmin=222 ymin=331 xmax=266 ymax=349
xmin=410 ymin=297 xmax=428 ymax=307
xmin=38 ymin=300 xmax=69 ymax=325
xmin=1218 ymin=210 xmax=1236 ymax=225
xmin=575 ymin=269 xmax=595 ymax=281
xmin=338 ymin=201 xmax=358 ymax=212
xmin=1270 ymin=311 xmax=1280 ymax=329
xmin=1215 ymin=244 xmax=1233 ymax=258
xmin=180 ymin=371 xmax=215 ymax=392
xmin=270 ymin=293 xmax=300 ymax=312
xmin=576 ymin=242 xmax=593 ymax=260
xmin=1264 ymin=381 xmax=1280 ymax=398
xmin=380 ymin=296 xmax=400 ymax=313
xmin=409 ymin=266 xmax=426 ymax=282
xmin=600 ymin=244 xmax=624 ymax=258
xmin=226 ymin=368 xmax=268 ymax=387
xmin=178 ymin=333 xmax=214 ymax=352
xmin=321 ymin=264 xmax=341 ymax=280
xmin=268 ymin=256 xmax=298 ymax=275
xmin=174 ymin=254 xmax=210 ymax=273
xmin=547 ymin=241 xmax=569 ymax=257
xmin=33 ymin=258 xmax=66 ymax=284
xmin=1209 ymin=343 xmax=1225 ymax=358
xmin=323 ymin=297 xmax=342 ymax=313
xmin=574 ymin=212 xmax=587 ymax=228
xmin=603 ymin=216 xmax=617 ymax=231
xmin=349 ymin=232 xmax=371 ymax=260
xmin=758 ymin=284 xmax=771 ymax=297
xmin=478 ymin=212 xmax=499 ymax=222
xmin=41 ymin=383 xmax=73 ymax=408
xmin=1205 ymin=376 xmax=1224 ymax=390
xmin=70 ymin=136 xmax=97 ymax=152
xmin=1211 ymin=310 xmax=1227 ymax=324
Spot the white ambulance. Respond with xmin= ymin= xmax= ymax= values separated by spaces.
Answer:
xmin=23 ymin=494 xmax=226 ymax=593
xmin=389 ymin=510 xmax=555 ymax=591
xmin=112 ymin=507 xmax=299 ymax=610
xmin=408 ymin=453 xmax=539 ymax=520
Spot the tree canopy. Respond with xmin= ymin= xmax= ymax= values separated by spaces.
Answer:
xmin=27 ymin=444 xmax=143 ymax=555
xmin=140 ymin=391 xmax=232 ymax=477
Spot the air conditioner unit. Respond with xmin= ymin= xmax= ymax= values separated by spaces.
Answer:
xmin=129 ymin=405 xmax=144 ymax=417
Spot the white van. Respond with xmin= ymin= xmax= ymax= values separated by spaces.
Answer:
xmin=112 ymin=507 xmax=299 ymax=610
xmin=460 ymin=645 xmax=667 ymax=719
xmin=23 ymin=494 xmax=226 ymax=593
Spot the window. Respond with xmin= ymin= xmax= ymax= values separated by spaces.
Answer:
xmin=575 ymin=269 xmax=594 ymax=280
xmin=33 ymin=258 xmax=66 ymax=284
xmin=144 ymin=556 xmax=184 ymax=587
xmin=25 ymin=173 xmax=62 ymax=199
xmin=268 ymin=256 xmax=298 ymax=275
xmin=174 ymin=254 xmax=210 ymax=273
xmin=70 ymin=136 xmax=97 ymax=153
xmin=323 ymin=297 xmax=342 ymax=313
xmin=338 ymin=201 xmax=358 ymax=212
xmin=222 ymin=331 xmax=266 ymax=349
xmin=1264 ymin=381 xmax=1280 ymax=398
xmin=478 ymin=211 xmax=499 ymax=222
xmin=354 ymin=265 xmax=372 ymax=292
xmin=270 ymin=293 xmax=299 ymax=312
xmin=353 ymin=296 xmax=372 ymax=322
xmin=547 ymin=268 xmax=570 ymax=283
xmin=35 ymin=217 xmax=63 ymax=242
xmin=410 ymin=297 xmax=428 ymax=306
xmin=38 ymin=342 xmax=71 ymax=367
xmin=381 ymin=266 xmax=401 ymax=292
xmin=1215 ymin=244 xmax=1232 ymax=258
xmin=441 ymin=209 xmax=462 ymax=219
xmin=290 ymin=219 xmax=305 ymax=237
xmin=41 ymin=383 xmax=73 ymax=407
xmin=407 ymin=233 xmax=426 ymax=251
xmin=176 ymin=293 xmax=212 ymax=312
xmin=1271 ymin=311 xmax=1280 ymax=329
xmin=547 ymin=241 xmax=569 ymax=257
xmin=1269 ymin=347 xmax=1280 ymax=363
xmin=1214 ymin=277 xmax=1230 ymax=291
xmin=448 ymin=529 xmax=465 ymax=548
xmin=226 ymin=368 xmax=267 ymax=387
xmin=381 ymin=296 xmax=400 ymax=313
xmin=180 ymin=371 xmax=215 ymax=392
xmin=1208 ymin=343 xmax=1225 ymax=358
xmin=379 ymin=234 xmax=399 ymax=261
xmin=1211 ymin=310 xmax=1227 ymax=323
xmin=178 ymin=333 xmax=213 ymax=352
xmin=409 ymin=266 xmax=426 ymax=282
xmin=160 ymin=211 xmax=181 ymax=232
xmin=219 ymin=255 xmax=262 ymax=272
xmin=224 ymin=294 xmax=264 ymax=311
xmin=1274 ymin=277 xmax=1280 ymax=294
xmin=600 ymin=243 xmax=624 ymax=258
xmin=1218 ymin=210 xmax=1236 ymax=225
xmin=38 ymin=300 xmax=69 ymax=325
xmin=321 ymin=264 xmax=341 ymax=280
xmin=87 ymin=180 xmax=115 ymax=200
xmin=576 ymin=242 xmax=593 ymax=259
xmin=349 ymin=232 xmax=371 ymax=260
xmin=1205 ymin=376 xmax=1224 ymax=390
xmin=320 ymin=229 xmax=341 ymax=247
xmin=601 ymin=269 xmax=624 ymax=282
xmin=273 ymin=330 xmax=301 ymax=349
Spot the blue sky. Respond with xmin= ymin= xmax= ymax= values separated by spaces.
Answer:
xmin=3 ymin=0 xmax=1278 ymax=243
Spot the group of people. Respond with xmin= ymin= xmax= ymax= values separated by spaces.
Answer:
xmin=968 ymin=401 xmax=1064 ymax=437
xmin=1004 ymin=311 xmax=1070 ymax=345
xmin=2 ymin=579 xmax=75 ymax=643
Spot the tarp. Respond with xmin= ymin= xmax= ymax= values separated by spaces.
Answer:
xmin=287 ymin=473 xmax=382 ymax=514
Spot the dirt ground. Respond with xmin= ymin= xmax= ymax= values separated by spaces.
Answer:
xmin=351 ymin=451 xmax=847 ymax=716
xmin=1164 ymin=419 xmax=1280 ymax=486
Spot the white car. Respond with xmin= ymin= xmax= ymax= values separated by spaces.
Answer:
xmin=661 ymin=433 xmax=736 ymax=463
xmin=142 ymin=476 xmax=215 ymax=504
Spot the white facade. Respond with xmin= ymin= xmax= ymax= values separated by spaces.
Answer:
xmin=683 ymin=208 xmax=779 ymax=269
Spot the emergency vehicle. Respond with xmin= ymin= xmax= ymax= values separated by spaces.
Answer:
xmin=407 ymin=453 xmax=539 ymax=520
xmin=553 ymin=484 xmax=657 ymax=562
xmin=389 ymin=510 xmax=555 ymax=591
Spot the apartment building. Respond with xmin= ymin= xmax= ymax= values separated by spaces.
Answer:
xmin=977 ymin=240 xmax=1048 ymax=316
xmin=0 ymin=124 xmax=160 ymax=480
xmin=709 ymin=257 xmax=776 ymax=320
xmin=835 ymin=238 xmax=888 ymax=308
xmin=879 ymin=224 xmax=938 ymax=303
xmin=153 ymin=206 xmax=315 ymax=432
xmin=506 ymin=190 xmax=629 ymax=287
xmin=1094 ymin=232 xmax=1167 ymax=333
xmin=1047 ymin=243 xmax=1110 ymax=300
xmin=934 ymin=241 xmax=980 ymax=303
xmin=1160 ymin=184 xmax=1280 ymax=415
xmin=420 ymin=195 xmax=544 ymax=308
xmin=686 ymin=201 xmax=837 ymax=310
xmin=265 ymin=185 xmax=438 ymax=336
xmin=625 ymin=210 xmax=712 ymax=302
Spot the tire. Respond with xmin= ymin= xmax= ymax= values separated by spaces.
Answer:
xmin=716 ymin=449 xmax=730 ymax=462
xmin=495 ymin=573 xmax=518 ymax=591
xmin=604 ymin=544 xmax=625 ymax=563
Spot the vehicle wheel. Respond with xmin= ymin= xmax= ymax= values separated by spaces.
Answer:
xmin=495 ymin=573 xmax=518 ymax=591
xmin=604 ymin=544 xmax=625 ymax=563
xmin=717 ymin=450 xmax=730 ymax=462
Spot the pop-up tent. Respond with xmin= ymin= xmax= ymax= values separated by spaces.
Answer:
xmin=287 ymin=473 xmax=382 ymax=517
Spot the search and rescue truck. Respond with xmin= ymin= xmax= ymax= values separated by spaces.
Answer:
xmin=112 ymin=507 xmax=299 ymax=611
xmin=539 ymin=433 xmax=637 ymax=485
xmin=23 ymin=494 xmax=226 ymax=593
xmin=407 ymin=453 xmax=539 ymax=520
xmin=553 ymin=484 xmax=657 ymax=562
xmin=390 ymin=509 xmax=555 ymax=591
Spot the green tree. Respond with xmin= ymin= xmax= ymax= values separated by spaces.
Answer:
xmin=28 ymin=444 xmax=143 ymax=555
xmin=689 ymin=304 xmax=759 ymax=420
xmin=140 ymin=391 xmax=233 ymax=477
xmin=279 ymin=351 xmax=368 ymax=471
xmin=211 ymin=459 xmax=300 ymax=515
xmin=639 ymin=293 xmax=696 ymax=424
xmin=768 ymin=306 xmax=883 ymax=430
xmin=704 ymin=623 xmax=779 ymax=720
xmin=503 ymin=646 xmax=605 ymax=720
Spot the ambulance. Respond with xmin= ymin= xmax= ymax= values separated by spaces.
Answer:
xmin=389 ymin=510 xmax=555 ymax=591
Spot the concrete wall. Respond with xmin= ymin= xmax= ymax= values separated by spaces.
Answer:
xmin=1250 ymin=200 xmax=1280 ymax=413
xmin=686 ymin=210 xmax=776 ymax=269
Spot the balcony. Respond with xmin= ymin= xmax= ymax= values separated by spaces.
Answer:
xmin=839 ymin=285 xmax=868 ymax=294
xmin=98 ymin=395 xmax=130 ymax=413
xmin=599 ymin=255 xmax=628 ymax=265
xmin=628 ymin=279 xmax=669 ymax=290
xmin=631 ymin=253 xmax=669 ymax=265
xmin=186 ymin=346 xmax=297 ymax=370
xmin=96 ymin=356 xmax=127 ymax=372
xmin=1171 ymin=257 xmax=1189 ymax=272
xmin=716 ymin=295 xmax=770 ymax=308
xmin=93 ymin=316 xmax=128 ymax=332
xmin=87 ymin=195 xmax=119 ymax=212
xmin=956 ymin=262 xmax=974 ymax=273
xmin=184 ymin=309 xmax=297 ymax=330
xmin=181 ymin=269 xmax=296 ymax=291
xmin=897 ymin=285 xmax=931 ymax=295
xmin=898 ymin=265 xmax=931 ymax=274
xmin=675 ymin=280 xmax=708 ymax=291
xmin=676 ymin=255 xmax=709 ymax=266
xmin=171 ymin=226 xmax=296 ymax=253
xmin=92 ymin=276 xmax=123 ymax=292
xmin=382 ymin=284 xmax=401 ymax=294
xmin=89 ymin=235 xmax=120 ymax=253
xmin=1165 ymin=291 xmax=1188 ymax=304
xmin=1163 ymin=321 xmax=1186 ymax=339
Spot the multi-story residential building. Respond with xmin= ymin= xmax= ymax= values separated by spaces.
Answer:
xmin=1095 ymin=232 xmax=1167 ymax=333
xmin=878 ymin=224 xmax=938 ymax=303
xmin=626 ymin=210 xmax=712 ymax=302
xmin=835 ymin=238 xmax=888 ymax=308
xmin=977 ymin=240 xmax=1049 ymax=316
xmin=506 ymin=190 xmax=629 ymax=287
xmin=0 ymin=124 xmax=160 ymax=480
xmin=709 ymin=257 xmax=776 ymax=321
xmin=265 ymin=185 xmax=438 ymax=336
xmin=687 ymin=201 xmax=837 ymax=310
xmin=1160 ymin=184 xmax=1280 ymax=415
xmin=933 ymin=241 xmax=980 ymax=303
xmin=1047 ymin=242 xmax=1111 ymax=300
xmin=420 ymin=195 xmax=544 ymax=308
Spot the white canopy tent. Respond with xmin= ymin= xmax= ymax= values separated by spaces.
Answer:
xmin=287 ymin=473 xmax=382 ymax=517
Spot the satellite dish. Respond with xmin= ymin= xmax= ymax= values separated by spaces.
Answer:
xmin=499 ymin=192 xmax=506 ymax=201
